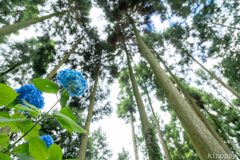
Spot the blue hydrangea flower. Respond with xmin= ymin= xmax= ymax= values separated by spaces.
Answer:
xmin=15 ymin=84 xmax=45 ymax=109
xmin=57 ymin=69 xmax=87 ymax=97
xmin=39 ymin=135 xmax=54 ymax=148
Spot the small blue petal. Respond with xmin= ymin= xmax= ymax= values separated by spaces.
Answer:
xmin=57 ymin=69 xmax=87 ymax=97
xmin=39 ymin=135 xmax=54 ymax=148
xmin=15 ymin=84 xmax=45 ymax=111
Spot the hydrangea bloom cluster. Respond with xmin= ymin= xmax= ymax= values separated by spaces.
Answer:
xmin=57 ymin=69 xmax=87 ymax=97
xmin=39 ymin=135 xmax=54 ymax=148
xmin=15 ymin=84 xmax=45 ymax=109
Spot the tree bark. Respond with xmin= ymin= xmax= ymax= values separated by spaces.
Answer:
xmin=130 ymin=111 xmax=140 ymax=160
xmin=124 ymin=41 xmax=161 ymax=160
xmin=45 ymin=38 xmax=82 ymax=80
xmin=187 ymin=53 xmax=240 ymax=101
xmin=0 ymin=10 xmax=73 ymax=37
xmin=129 ymin=17 xmax=229 ymax=159
xmin=76 ymin=62 xmax=101 ymax=160
xmin=0 ymin=60 xmax=27 ymax=79
xmin=144 ymin=83 xmax=172 ymax=160
xmin=158 ymin=55 xmax=235 ymax=156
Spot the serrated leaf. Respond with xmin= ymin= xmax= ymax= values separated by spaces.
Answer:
xmin=0 ymin=153 xmax=11 ymax=160
xmin=13 ymin=143 xmax=29 ymax=154
xmin=60 ymin=90 xmax=69 ymax=108
xmin=48 ymin=144 xmax=62 ymax=160
xmin=29 ymin=137 xmax=49 ymax=160
xmin=0 ymin=134 xmax=10 ymax=148
xmin=4 ymin=99 xmax=21 ymax=109
xmin=33 ymin=79 xmax=59 ymax=94
xmin=54 ymin=112 xmax=87 ymax=134
xmin=0 ymin=83 xmax=18 ymax=106
xmin=14 ymin=104 xmax=39 ymax=118
xmin=16 ymin=153 xmax=36 ymax=160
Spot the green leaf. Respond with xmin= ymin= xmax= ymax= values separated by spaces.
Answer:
xmin=54 ymin=112 xmax=87 ymax=134
xmin=29 ymin=137 xmax=49 ymax=160
xmin=20 ymin=123 xmax=41 ymax=142
xmin=60 ymin=107 xmax=76 ymax=123
xmin=9 ymin=113 xmax=30 ymax=133
xmin=5 ymin=99 xmax=21 ymax=109
xmin=0 ymin=112 xmax=10 ymax=128
xmin=0 ymin=83 xmax=18 ymax=106
xmin=0 ymin=134 xmax=10 ymax=148
xmin=48 ymin=144 xmax=63 ymax=160
xmin=23 ymin=100 xmax=40 ymax=111
xmin=33 ymin=79 xmax=59 ymax=94
xmin=16 ymin=153 xmax=36 ymax=160
xmin=13 ymin=143 xmax=29 ymax=154
xmin=0 ymin=153 xmax=11 ymax=160
xmin=14 ymin=104 xmax=39 ymax=118
xmin=0 ymin=116 xmax=27 ymax=123
xmin=60 ymin=90 xmax=69 ymax=108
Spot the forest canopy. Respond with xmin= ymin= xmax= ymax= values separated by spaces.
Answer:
xmin=0 ymin=0 xmax=240 ymax=160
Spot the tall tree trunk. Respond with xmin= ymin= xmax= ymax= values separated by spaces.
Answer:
xmin=211 ymin=22 xmax=240 ymax=30
xmin=0 ymin=60 xmax=27 ymax=79
xmin=144 ymin=83 xmax=172 ymax=160
xmin=45 ymin=38 xmax=82 ymax=80
xmin=187 ymin=53 xmax=240 ymax=101
xmin=128 ymin=17 xmax=230 ymax=159
xmin=130 ymin=111 xmax=140 ymax=160
xmin=76 ymin=62 xmax=101 ymax=160
xmin=124 ymin=42 xmax=161 ymax=160
xmin=0 ymin=10 xmax=73 ymax=37
xmin=158 ymin=55 xmax=234 ymax=156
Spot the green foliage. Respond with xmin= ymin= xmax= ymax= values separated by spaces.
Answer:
xmin=117 ymin=147 xmax=131 ymax=160
xmin=20 ymin=123 xmax=41 ymax=142
xmin=53 ymin=111 xmax=86 ymax=134
xmin=0 ymin=83 xmax=18 ymax=106
xmin=0 ymin=134 xmax=10 ymax=148
xmin=0 ymin=153 xmax=11 ymax=160
xmin=13 ymin=143 xmax=29 ymax=154
xmin=60 ymin=90 xmax=70 ymax=107
xmin=29 ymin=137 xmax=49 ymax=160
xmin=48 ymin=144 xmax=63 ymax=160
xmin=16 ymin=153 xmax=36 ymax=160
xmin=14 ymin=104 xmax=39 ymax=118
xmin=33 ymin=79 xmax=59 ymax=94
